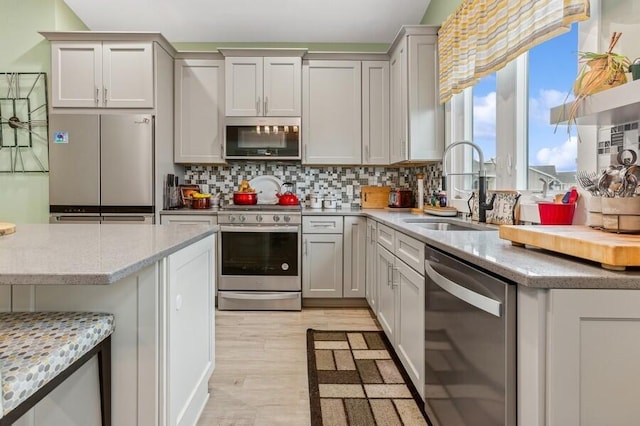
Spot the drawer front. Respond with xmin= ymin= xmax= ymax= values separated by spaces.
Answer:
xmin=376 ymin=223 xmax=395 ymax=253
xmin=394 ymin=232 xmax=424 ymax=274
xmin=303 ymin=216 xmax=343 ymax=234
xmin=160 ymin=214 xmax=218 ymax=225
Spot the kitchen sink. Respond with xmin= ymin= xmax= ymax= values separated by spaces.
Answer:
xmin=402 ymin=219 xmax=491 ymax=231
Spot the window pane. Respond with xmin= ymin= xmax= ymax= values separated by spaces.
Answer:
xmin=473 ymin=74 xmax=497 ymax=190
xmin=527 ymin=24 xmax=578 ymax=192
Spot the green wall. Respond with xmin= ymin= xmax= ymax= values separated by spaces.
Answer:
xmin=0 ymin=0 xmax=86 ymax=224
xmin=421 ymin=0 xmax=461 ymax=25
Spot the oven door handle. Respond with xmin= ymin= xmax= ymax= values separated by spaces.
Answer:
xmin=219 ymin=292 xmax=300 ymax=301
xmin=425 ymin=261 xmax=502 ymax=317
xmin=219 ymin=225 xmax=299 ymax=233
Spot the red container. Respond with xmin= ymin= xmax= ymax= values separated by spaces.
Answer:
xmin=233 ymin=192 xmax=258 ymax=205
xmin=538 ymin=203 xmax=576 ymax=225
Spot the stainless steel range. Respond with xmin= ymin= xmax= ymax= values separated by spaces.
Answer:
xmin=217 ymin=204 xmax=302 ymax=311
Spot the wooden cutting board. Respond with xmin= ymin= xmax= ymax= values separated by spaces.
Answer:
xmin=0 ymin=222 xmax=16 ymax=236
xmin=499 ymin=225 xmax=640 ymax=270
xmin=361 ymin=186 xmax=391 ymax=208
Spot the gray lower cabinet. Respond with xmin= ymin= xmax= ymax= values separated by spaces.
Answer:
xmin=377 ymin=245 xmax=397 ymax=341
xmin=343 ymin=216 xmax=366 ymax=298
xmin=302 ymin=216 xmax=344 ymax=298
xmin=375 ymin=222 xmax=425 ymax=399
xmin=365 ymin=219 xmax=378 ymax=313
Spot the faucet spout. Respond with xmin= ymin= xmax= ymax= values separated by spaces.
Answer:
xmin=442 ymin=140 xmax=493 ymax=223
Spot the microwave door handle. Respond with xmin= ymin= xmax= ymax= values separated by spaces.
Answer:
xmin=425 ymin=261 xmax=502 ymax=317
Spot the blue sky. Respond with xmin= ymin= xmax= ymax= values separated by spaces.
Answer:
xmin=472 ymin=24 xmax=578 ymax=173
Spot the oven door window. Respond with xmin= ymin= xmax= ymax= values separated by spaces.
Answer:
xmin=221 ymin=231 xmax=298 ymax=276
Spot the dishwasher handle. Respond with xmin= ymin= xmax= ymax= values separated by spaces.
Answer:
xmin=425 ymin=260 xmax=502 ymax=317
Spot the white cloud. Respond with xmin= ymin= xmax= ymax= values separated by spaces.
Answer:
xmin=529 ymin=88 xmax=573 ymax=126
xmin=535 ymin=136 xmax=577 ymax=171
xmin=473 ymin=91 xmax=496 ymax=139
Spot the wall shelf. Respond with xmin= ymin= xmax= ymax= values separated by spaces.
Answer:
xmin=550 ymin=78 xmax=640 ymax=126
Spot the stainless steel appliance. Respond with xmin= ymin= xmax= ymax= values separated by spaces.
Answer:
xmin=217 ymin=204 xmax=301 ymax=310
xmin=424 ymin=246 xmax=516 ymax=426
xmin=49 ymin=114 xmax=155 ymax=224
xmin=225 ymin=117 xmax=301 ymax=160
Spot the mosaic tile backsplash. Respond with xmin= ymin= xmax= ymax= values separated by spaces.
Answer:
xmin=185 ymin=162 xmax=443 ymax=208
xmin=597 ymin=120 xmax=640 ymax=169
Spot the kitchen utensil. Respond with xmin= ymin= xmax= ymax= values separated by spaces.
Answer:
xmin=577 ymin=170 xmax=600 ymax=195
xmin=276 ymin=182 xmax=300 ymax=206
xmin=499 ymin=225 xmax=640 ymax=270
xmin=191 ymin=193 xmax=211 ymax=209
xmin=249 ymin=175 xmax=282 ymax=204
xmin=323 ymin=194 xmax=337 ymax=209
xmin=361 ymin=186 xmax=391 ymax=208
xmin=233 ymin=191 xmax=258 ymax=205
xmin=309 ymin=191 xmax=323 ymax=209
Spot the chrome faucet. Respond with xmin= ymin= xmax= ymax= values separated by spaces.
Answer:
xmin=442 ymin=140 xmax=495 ymax=223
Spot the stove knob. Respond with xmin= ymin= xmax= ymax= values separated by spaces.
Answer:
xmin=273 ymin=215 xmax=280 ymax=222
xmin=228 ymin=215 xmax=236 ymax=223
xmin=256 ymin=215 xmax=263 ymax=223
xmin=283 ymin=215 xmax=291 ymax=222
xmin=239 ymin=215 xmax=246 ymax=223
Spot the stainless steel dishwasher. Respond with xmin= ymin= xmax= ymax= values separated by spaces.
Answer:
xmin=424 ymin=246 xmax=516 ymax=426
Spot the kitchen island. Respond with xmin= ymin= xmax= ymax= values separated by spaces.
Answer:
xmin=0 ymin=224 xmax=217 ymax=426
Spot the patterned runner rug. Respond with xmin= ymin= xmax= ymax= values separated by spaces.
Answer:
xmin=307 ymin=329 xmax=430 ymax=425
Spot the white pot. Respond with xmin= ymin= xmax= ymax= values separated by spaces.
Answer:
xmin=309 ymin=192 xmax=323 ymax=209
xmin=323 ymin=195 xmax=337 ymax=209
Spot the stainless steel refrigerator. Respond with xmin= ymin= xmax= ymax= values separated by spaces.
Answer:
xmin=49 ymin=114 xmax=155 ymax=224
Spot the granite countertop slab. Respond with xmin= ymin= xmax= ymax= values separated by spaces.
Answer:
xmin=0 ymin=224 xmax=217 ymax=286
xmin=361 ymin=210 xmax=640 ymax=289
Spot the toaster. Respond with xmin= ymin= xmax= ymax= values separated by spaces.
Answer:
xmin=388 ymin=189 xmax=413 ymax=208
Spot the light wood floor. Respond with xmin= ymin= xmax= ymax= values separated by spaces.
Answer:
xmin=197 ymin=308 xmax=380 ymax=426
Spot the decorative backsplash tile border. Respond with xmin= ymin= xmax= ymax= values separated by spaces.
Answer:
xmin=185 ymin=162 xmax=443 ymax=208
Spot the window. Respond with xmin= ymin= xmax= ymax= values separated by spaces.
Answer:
xmin=527 ymin=24 xmax=578 ymax=192
xmin=473 ymin=74 xmax=497 ymax=190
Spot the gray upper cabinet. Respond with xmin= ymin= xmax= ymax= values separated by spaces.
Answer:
xmin=389 ymin=26 xmax=443 ymax=163
xmin=174 ymin=59 xmax=225 ymax=164
xmin=362 ymin=61 xmax=390 ymax=165
xmin=302 ymin=60 xmax=362 ymax=165
xmin=225 ymin=56 xmax=301 ymax=116
xmin=50 ymin=41 xmax=154 ymax=108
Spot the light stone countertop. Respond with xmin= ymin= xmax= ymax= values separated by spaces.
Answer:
xmin=156 ymin=206 xmax=640 ymax=288
xmin=0 ymin=224 xmax=217 ymax=285
xmin=361 ymin=209 xmax=640 ymax=289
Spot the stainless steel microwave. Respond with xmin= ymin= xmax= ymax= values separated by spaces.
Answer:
xmin=225 ymin=117 xmax=301 ymax=160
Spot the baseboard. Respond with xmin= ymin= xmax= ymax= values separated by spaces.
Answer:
xmin=302 ymin=298 xmax=369 ymax=308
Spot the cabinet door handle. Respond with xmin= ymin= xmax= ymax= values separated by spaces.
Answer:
xmin=391 ymin=267 xmax=399 ymax=288
xmin=220 ymin=144 xmax=224 ymax=158
xmin=304 ymin=144 xmax=308 ymax=162
xmin=95 ymin=87 xmax=99 ymax=104
xmin=365 ymin=145 xmax=370 ymax=162
xmin=304 ymin=240 xmax=308 ymax=256
xmin=387 ymin=262 xmax=392 ymax=286
xmin=264 ymin=96 xmax=268 ymax=115
xmin=257 ymin=96 xmax=261 ymax=115
xmin=103 ymin=87 xmax=108 ymax=106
